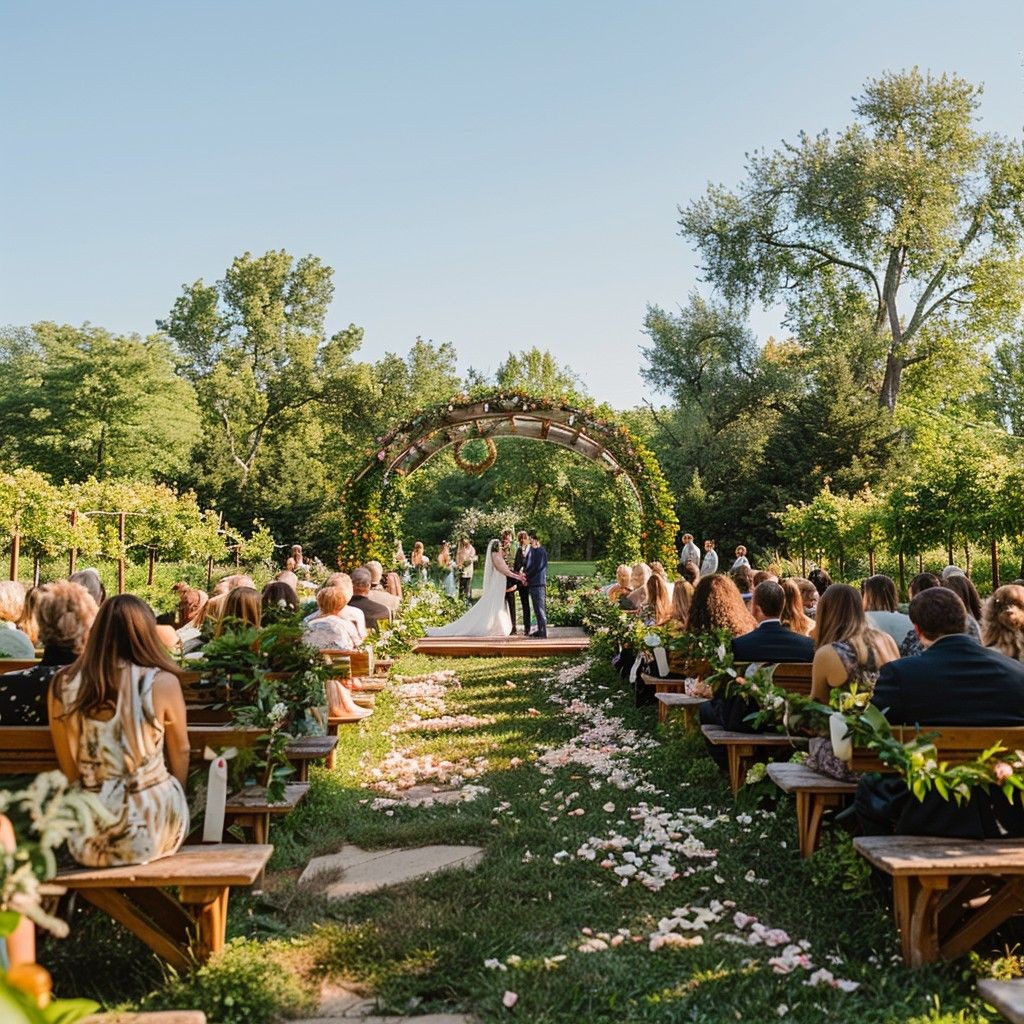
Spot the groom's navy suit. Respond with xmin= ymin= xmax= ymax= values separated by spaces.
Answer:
xmin=524 ymin=544 xmax=548 ymax=638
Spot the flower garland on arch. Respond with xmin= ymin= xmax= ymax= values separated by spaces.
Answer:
xmin=452 ymin=437 xmax=497 ymax=476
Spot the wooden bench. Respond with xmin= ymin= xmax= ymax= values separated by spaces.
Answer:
xmin=701 ymin=724 xmax=808 ymax=794
xmin=850 ymin=726 xmax=1024 ymax=774
xmin=0 ymin=659 xmax=40 ymax=674
xmin=766 ymin=761 xmax=857 ymax=857
xmin=978 ymin=979 xmax=1024 ymax=1023
xmin=224 ymin=782 xmax=310 ymax=844
xmin=54 ymin=843 xmax=272 ymax=972
xmin=653 ymin=690 xmax=707 ymax=731
xmin=284 ymin=734 xmax=338 ymax=781
xmin=84 ymin=1013 xmax=206 ymax=1024
xmin=854 ymin=835 xmax=1024 ymax=966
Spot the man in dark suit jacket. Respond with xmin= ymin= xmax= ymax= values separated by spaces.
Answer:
xmin=512 ymin=530 xmax=531 ymax=636
xmin=731 ymin=581 xmax=815 ymax=663
xmin=348 ymin=568 xmax=393 ymax=631
xmin=524 ymin=530 xmax=548 ymax=638
xmin=856 ymin=586 xmax=1024 ymax=838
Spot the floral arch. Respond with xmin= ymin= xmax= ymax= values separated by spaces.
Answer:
xmin=336 ymin=391 xmax=678 ymax=569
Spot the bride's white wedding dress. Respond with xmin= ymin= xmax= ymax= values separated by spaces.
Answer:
xmin=426 ymin=539 xmax=513 ymax=637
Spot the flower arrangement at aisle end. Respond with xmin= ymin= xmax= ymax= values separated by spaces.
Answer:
xmin=371 ymin=585 xmax=463 ymax=660
xmin=1 ymin=772 xmax=115 ymax=1023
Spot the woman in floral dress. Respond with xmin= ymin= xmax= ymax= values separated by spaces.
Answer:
xmin=48 ymin=595 xmax=190 ymax=867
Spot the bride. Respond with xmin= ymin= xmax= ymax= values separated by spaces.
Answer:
xmin=426 ymin=539 xmax=525 ymax=637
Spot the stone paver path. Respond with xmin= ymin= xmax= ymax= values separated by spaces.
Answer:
xmin=292 ymin=981 xmax=476 ymax=1024
xmin=300 ymin=843 xmax=484 ymax=898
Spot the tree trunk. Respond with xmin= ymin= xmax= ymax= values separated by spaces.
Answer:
xmin=991 ymin=538 xmax=1000 ymax=589
xmin=148 ymin=548 xmax=156 ymax=587
xmin=918 ymin=553 xmax=924 ymax=573
xmin=868 ymin=548 xmax=876 ymax=575
xmin=33 ymin=557 xmax=40 ymax=587
xmin=947 ymin=536 xmax=954 ymax=566
xmin=68 ymin=510 xmax=78 ymax=576
xmin=879 ymin=352 xmax=903 ymax=413
xmin=801 ymin=545 xmax=806 ymax=577
xmin=9 ymin=531 xmax=19 ymax=582
xmin=117 ymin=512 xmax=126 ymax=595
xmin=898 ymin=550 xmax=906 ymax=599
xmin=964 ymin=544 xmax=971 ymax=579
xmin=585 ymin=535 xmax=594 ymax=561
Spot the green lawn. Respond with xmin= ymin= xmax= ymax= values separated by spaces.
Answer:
xmin=42 ymin=652 xmax=1007 ymax=1022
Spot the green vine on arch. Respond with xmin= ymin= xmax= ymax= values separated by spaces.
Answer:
xmin=336 ymin=389 xmax=679 ymax=570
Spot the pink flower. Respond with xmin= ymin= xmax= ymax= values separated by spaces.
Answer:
xmin=995 ymin=761 xmax=1014 ymax=784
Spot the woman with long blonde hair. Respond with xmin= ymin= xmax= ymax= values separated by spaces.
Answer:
xmin=780 ymin=578 xmax=814 ymax=637
xmin=642 ymin=574 xmax=673 ymax=626
xmin=664 ymin=580 xmax=693 ymax=632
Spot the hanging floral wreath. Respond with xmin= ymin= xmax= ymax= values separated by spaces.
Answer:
xmin=453 ymin=437 xmax=497 ymax=476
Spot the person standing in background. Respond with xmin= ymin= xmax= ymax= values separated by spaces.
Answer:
xmin=700 ymin=539 xmax=719 ymax=577
xmin=680 ymin=533 xmax=701 ymax=567
xmin=500 ymin=530 xmax=519 ymax=633
xmin=455 ymin=536 xmax=477 ymax=602
xmin=513 ymin=530 xmax=531 ymax=636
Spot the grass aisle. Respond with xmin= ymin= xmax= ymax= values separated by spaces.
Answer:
xmin=48 ymin=653 xmax=1003 ymax=1023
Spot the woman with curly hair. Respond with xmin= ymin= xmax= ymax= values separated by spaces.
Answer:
xmin=983 ymin=584 xmax=1024 ymax=662
xmin=686 ymin=575 xmax=755 ymax=638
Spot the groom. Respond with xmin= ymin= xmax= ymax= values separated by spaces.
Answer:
xmin=523 ymin=529 xmax=548 ymax=639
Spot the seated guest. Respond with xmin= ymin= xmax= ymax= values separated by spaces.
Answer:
xmin=0 ymin=581 xmax=36 ymax=659
xmin=679 ymin=560 xmax=700 ymax=588
xmin=731 ymin=545 xmax=751 ymax=571
xmin=663 ymin=580 xmax=693 ymax=633
xmin=212 ymin=586 xmax=262 ymax=637
xmin=856 ymin=587 xmax=1024 ymax=838
xmin=731 ymin=581 xmax=815 ymax=662
xmin=795 ymin=577 xmax=819 ymax=619
xmin=275 ymin=569 xmax=300 ymax=592
xmin=898 ymin=573 xmax=940 ymax=656
xmin=174 ymin=587 xmax=208 ymax=654
xmin=307 ymin=573 xmax=366 ymax=639
xmin=941 ymin=573 xmax=983 ymax=641
xmin=0 ymin=581 xmax=98 ymax=724
xmin=620 ymin=563 xmax=652 ymax=611
xmin=211 ymin=573 xmax=255 ymax=597
xmin=779 ymin=578 xmax=814 ymax=637
xmin=808 ymin=567 xmax=832 ymax=597
xmin=982 ymin=584 xmax=1024 ymax=662
xmin=649 ymin=562 xmax=673 ymax=599
xmin=261 ymin=580 xmax=298 ymax=623
xmin=752 ymin=569 xmax=779 ymax=587
xmin=349 ymin=569 xmax=392 ymax=630
xmin=641 ymin=574 xmax=673 ymax=626
xmin=365 ymin=561 xmax=401 ymax=615
xmin=383 ymin=572 xmax=403 ymax=602
xmin=862 ymin=574 xmax=912 ymax=647
xmin=69 ymin=568 xmax=106 ymax=606
xmin=48 ymin=595 xmax=190 ymax=866
xmin=807 ymin=583 xmax=899 ymax=780
xmin=687 ymin=574 xmax=755 ymax=638
xmin=732 ymin=565 xmax=755 ymax=604
xmin=303 ymin=586 xmax=362 ymax=650
xmin=607 ymin=564 xmax=632 ymax=604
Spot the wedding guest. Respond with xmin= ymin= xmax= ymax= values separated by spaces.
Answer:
xmin=261 ymin=581 xmax=299 ymax=622
xmin=732 ymin=581 xmax=814 ymax=662
xmin=679 ymin=533 xmax=701 ymax=567
xmin=48 ymin=595 xmax=190 ymax=866
xmin=942 ymin=574 xmax=983 ymax=640
xmin=0 ymin=581 xmax=98 ymax=725
xmin=779 ymin=577 xmax=814 ymax=637
xmin=69 ymin=568 xmax=106 ymax=606
xmin=394 ymin=540 xmax=409 ymax=570
xmin=18 ymin=586 xmax=42 ymax=647
xmin=620 ymin=563 xmax=651 ymax=610
xmin=291 ymin=545 xmax=306 ymax=570
xmin=808 ymin=568 xmax=833 ymax=597
xmin=752 ymin=570 xmax=779 ymax=586
xmin=941 ymin=564 xmax=966 ymax=580
xmin=455 ymin=537 xmax=476 ymax=601
xmin=664 ymin=580 xmax=694 ymax=632
xmin=500 ymin=530 xmax=519 ymax=632
xmin=856 ymin=587 xmax=1024 ymax=838
xmin=276 ymin=569 xmax=300 ymax=591
xmin=365 ymin=561 xmax=401 ymax=615
xmin=0 ymin=582 xmax=36 ymax=659
xmin=699 ymin=540 xmax=718 ymax=577
xmin=608 ymin=564 xmax=632 ymax=604
xmin=732 ymin=565 xmax=755 ymax=604
xmin=384 ymin=572 xmax=403 ymax=601
xmin=641 ymin=574 xmax=673 ymax=627
xmin=861 ymin=574 xmax=912 ymax=647
xmin=326 ymin=572 xmax=367 ymax=639
xmin=686 ymin=575 xmax=755 ymax=638
xmin=731 ymin=545 xmax=751 ymax=571
xmin=211 ymin=574 xmax=255 ymax=597
xmin=795 ymin=577 xmax=819 ymax=619
xmin=513 ymin=531 xmax=531 ymax=634
xmin=212 ymin=587 xmax=262 ymax=637
xmin=303 ymin=586 xmax=362 ymax=650
xmin=679 ymin=561 xmax=700 ymax=587
xmin=806 ymin=583 xmax=898 ymax=780
xmin=349 ymin=569 xmax=392 ymax=630
xmin=898 ymin=572 xmax=941 ymax=656
xmin=410 ymin=542 xmax=429 ymax=579
xmin=982 ymin=584 xmax=1024 ymax=661
xmin=174 ymin=587 xmax=208 ymax=654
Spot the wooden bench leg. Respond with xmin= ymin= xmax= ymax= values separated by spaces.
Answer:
xmin=726 ymin=748 xmax=746 ymax=795
xmin=795 ymin=792 xmax=846 ymax=858
xmin=892 ymin=875 xmax=947 ymax=966
xmin=179 ymin=886 xmax=230 ymax=964
xmin=682 ymin=706 xmax=697 ymax=733
xmin=938 ymin=877 xmax=1024 ymax=963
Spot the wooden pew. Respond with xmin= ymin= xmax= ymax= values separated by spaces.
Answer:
xmin=701 ymin=724 xmax=808 ymax=795
xmin=652 ymin=690 xmax=707 ymax=732
xmin=0 ymin=659 xmax=41 ymax=674
xmin=53 ymin=843 xmax=272 ymax=972
xmin=766 ymin=761 xmax=856 ymax=857
xmin=850 ymin=725 xmax=1024 ymax=965
xmin=284 ymin=734 xmax=339 ymax=782
xmin=978 ymin=979 xmax=1024 ymax=1023
xmin=641 ymin=660 xmax=713 ymax=723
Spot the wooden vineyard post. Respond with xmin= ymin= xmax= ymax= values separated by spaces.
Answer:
xmin=117 ymin=512 xmax=126 ymax=595
xmin=148 ymin=548 xmax=156 ymax=587
xmin=868 ymin=548 xmax=875 ymax=575
xmin=898 ymin=551 xmax=906 ymax=599
xmin=68 ymin=509 xmax=78 ymax=576
xmin=991 ymin=538 xmax=1000 ymax=590
xmin=9 ymin=531 xmax=19 ymax=582
xmin=32 ymin=558 xmax=40 ymax=587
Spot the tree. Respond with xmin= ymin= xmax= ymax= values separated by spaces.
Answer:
xmin=992 ymin=335 xmax=1024 ymax=435
xmin=679 ymin=69 xmax=1024 ymax=412
xmin=0 ymin=323 xmax=201 ymax=481
xmin=160 ymin=250 xmax=363 ymax=488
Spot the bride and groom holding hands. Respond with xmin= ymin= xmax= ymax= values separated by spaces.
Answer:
xmin=427 ymin=529 xmax=548 ymax=638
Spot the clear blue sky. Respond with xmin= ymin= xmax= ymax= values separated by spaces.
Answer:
xmin=3 ymin=1 xmax=1022 ymax=407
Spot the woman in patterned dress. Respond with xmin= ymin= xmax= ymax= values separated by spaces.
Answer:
xmin=48 ymin=595 xmax=190 ymax=867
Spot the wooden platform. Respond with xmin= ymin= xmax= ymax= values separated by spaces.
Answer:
xmin=414 ymin=627 xmax=589 ymax=658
